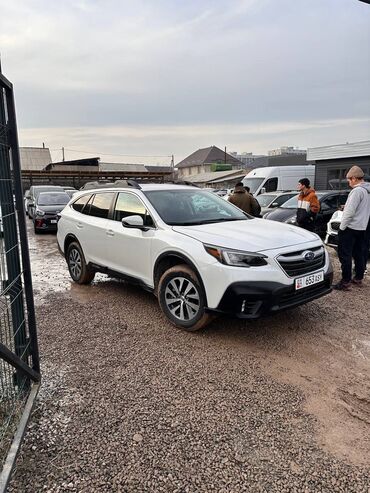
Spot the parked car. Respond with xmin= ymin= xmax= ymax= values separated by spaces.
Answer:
xmin=256 ymin=191 xmax=297 ymax=217
xmin=62 ymin=186 xmax=77 ymax=191
xmin=24 ymin=189 xmax=31 ymax=215
xmin=33 ymin=191 xmax=70 ymax=233
xmin=263 ymin=190 xmax=350 ymax=237
xmin=325 ymin=210 xmax=342 ymax=248
xmin=325 ymin=210 xmax=370 ymax=256
xmin=27 ymin=185 xmax=65 ymax=219
xmin=57 ymin=183 xmax=332 ymax=331
xmin=64 ymin=189 xmax=78 ymax=198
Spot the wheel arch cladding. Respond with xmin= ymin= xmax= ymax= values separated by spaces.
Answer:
xmin=64 ymin=234 xmax=80 ymax=255
xmin=153 ymin=251 xmax=208 ymax=305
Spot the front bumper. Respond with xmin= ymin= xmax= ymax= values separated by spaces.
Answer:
xmin=207 ymin=269 xmax=333 ymax=319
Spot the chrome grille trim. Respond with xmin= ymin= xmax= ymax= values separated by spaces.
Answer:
xmin=277 ymin=246 xmax=325 ymax=277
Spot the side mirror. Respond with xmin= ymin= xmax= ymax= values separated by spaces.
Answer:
xmin=260 ymin=187 xmax=266 ymax=195
xmin=122 ymin=215 xmax=149 ymax=231
xmin=271 ymin=202 xmax=279 ymax=208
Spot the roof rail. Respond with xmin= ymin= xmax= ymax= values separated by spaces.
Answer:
xmin=80 ymin=179 xmax=142 ymax=190
xmin=127 ymin=179 xmax=142 ymax=189
xmin=165 ymin=180 xmax=200 ymax=188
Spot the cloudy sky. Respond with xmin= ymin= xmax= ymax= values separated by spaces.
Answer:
xmin=1 ymin=0 xmax=369 ymax=164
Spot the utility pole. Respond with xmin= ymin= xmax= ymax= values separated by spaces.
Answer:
xmin=62 ymin=147 xmax=65 ymax=162
xmin=171 ymin=154 xmax=175 ymax=180
xmin=224 ymin=146 xmax=227 ymax=164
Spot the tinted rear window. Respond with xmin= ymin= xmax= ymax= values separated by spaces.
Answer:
xmin=72 ymin=194 xmax=92 ymax=213
xmin=87 ymin=193 xmax=114 ymax=219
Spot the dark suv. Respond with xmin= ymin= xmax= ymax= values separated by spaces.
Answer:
xmin=263 ymin=190 xmax=350 ymax=237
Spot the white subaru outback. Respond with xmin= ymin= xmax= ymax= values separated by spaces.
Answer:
xmin=57 ymin=182 xmax=332 ymax=331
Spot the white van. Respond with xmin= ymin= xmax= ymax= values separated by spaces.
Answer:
xmin=242 ymin=165 xmax=316 ymax=196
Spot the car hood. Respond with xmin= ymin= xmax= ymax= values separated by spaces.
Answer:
xmin=37 ymin=205 xmax=66 ymax=213
xmin=172 ymin=218 xmax=318 ymax=252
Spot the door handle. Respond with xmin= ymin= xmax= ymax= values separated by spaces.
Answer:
xmin=106 ymin=229 xmax=115 ymax=237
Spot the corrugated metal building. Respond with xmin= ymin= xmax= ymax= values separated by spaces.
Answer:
xmin=99 ymin=162 xmax=147 ymax=173
xmin=308 ymin=140 xmax=370 ymax=190
xmin=45 ymin=157 xmax=100 ymax=172
xmin=19 ymin=147 xmax=52 ymax=170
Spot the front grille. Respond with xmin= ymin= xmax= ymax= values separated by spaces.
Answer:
xmin=278 ymin=279 xmax=331 ymax=308
xmin=331 ymin=222 xmax=340 ymax=231
xmin=277 ymin=246 xmax=325 ymax=277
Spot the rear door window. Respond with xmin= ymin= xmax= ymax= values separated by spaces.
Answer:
xmin=87 ymin=193 xmax=115 ymax=219
xmin=72 ymin=194 xmax=92 ymax=213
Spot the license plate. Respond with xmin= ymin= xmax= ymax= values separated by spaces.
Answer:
xmin=295 ymin=271 xmax=324 ymax=290
xmin=50 ymin=219 xmax=57 ymax=224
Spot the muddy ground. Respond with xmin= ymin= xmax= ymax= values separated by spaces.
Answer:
xmin=8 ymin=223 xmax=370 ymax=492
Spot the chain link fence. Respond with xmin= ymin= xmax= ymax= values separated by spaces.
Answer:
xmin=0 ymin=66 xmax=40 ymax=491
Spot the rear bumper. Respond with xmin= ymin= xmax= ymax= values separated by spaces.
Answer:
xmin=207 ymin=269 xmax=333 ymax=319
xmin=34 ymin=217 xmax=58 ymax=231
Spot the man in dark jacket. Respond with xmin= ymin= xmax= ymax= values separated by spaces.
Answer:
xmin=296 ymin=178 xmax=320 ymax=231
xmin=228 ymin=182 xmax=261 ymax=216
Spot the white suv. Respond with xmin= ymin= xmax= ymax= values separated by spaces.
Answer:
xmin=57 ymin=183 xmax=333 ymax=331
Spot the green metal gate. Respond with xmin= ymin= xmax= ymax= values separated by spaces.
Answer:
xmin=0 ymin=64 xmax=40 ymax=491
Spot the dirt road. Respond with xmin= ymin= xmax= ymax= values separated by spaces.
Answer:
xmin=9 ymin=225 xmax=370 ymax=492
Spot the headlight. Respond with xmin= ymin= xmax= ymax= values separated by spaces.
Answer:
xmin=35 ymin=209 xmax=45 ymax=216
xmin=204 ymin=245 xmax=268 ymax=267
xmin=284 ymin=215 xmax=296 ymax=224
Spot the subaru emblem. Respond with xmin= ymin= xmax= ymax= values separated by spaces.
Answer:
xmin=303 ymin=250 xmax=315 ymax=261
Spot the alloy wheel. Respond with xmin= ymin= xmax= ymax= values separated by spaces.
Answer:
xmin=69 ymin=248 xmax=82 ymax=279
xmin=164 ymin=276 xmax=200 ymax=322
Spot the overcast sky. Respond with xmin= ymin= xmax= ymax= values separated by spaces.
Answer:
xmin=1 ymin=0 xmax=369 ymax=164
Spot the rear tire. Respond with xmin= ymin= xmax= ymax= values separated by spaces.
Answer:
xmin=158 ymin=264 xmax=212 ymax=331
xmin=66 ymin=241 xmax=95 ymax=284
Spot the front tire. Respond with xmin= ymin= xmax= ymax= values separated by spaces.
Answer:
xmin=158 ymin=264 xmax=212 ymax=331
xmin=66 ymin=242 xmax=95 ymax=284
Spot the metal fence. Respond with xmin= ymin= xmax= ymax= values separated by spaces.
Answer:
xmin=0 ymin=65 xmax=40 ymax=491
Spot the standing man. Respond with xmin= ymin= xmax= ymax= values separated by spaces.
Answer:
xmin=228 ymin=182 xmax=261 ymax=216
xmin=296 ymin=178 xmax=320 ymax=231
xmin=334 ymin=166 xmax=370 ymax=290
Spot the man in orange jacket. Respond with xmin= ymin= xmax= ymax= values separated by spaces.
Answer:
xmin=296 ymin=178 xmax=320 ymax=232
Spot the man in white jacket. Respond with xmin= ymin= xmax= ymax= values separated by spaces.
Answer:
xmin=334 ymin=166 xmax=370 ymax=290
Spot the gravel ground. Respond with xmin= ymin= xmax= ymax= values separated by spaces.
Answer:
xmin=7 ymin=228 xmax=370 ymax=492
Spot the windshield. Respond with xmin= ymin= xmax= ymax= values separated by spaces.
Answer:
xmin=280 ymin=196 xmax=298 ymax=209
xmin=242 ymin=177 xmax=264 ymax=194
xmin=37 ymin=193 xmax=70 ymax=206
xmin=281 ymin=192 xmax=325 ymax=209
xmin=144 ymin=189 xmax=248 ymax=225
xmin=256 ymin=194 xmax=277 ymax=207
